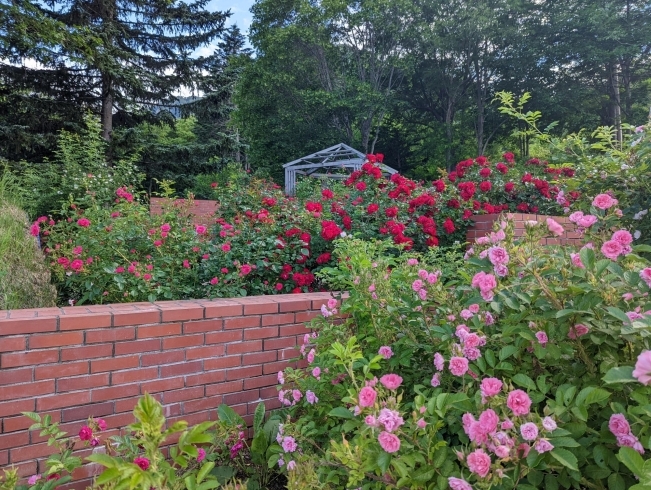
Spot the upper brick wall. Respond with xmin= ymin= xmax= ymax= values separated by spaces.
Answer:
xmin=149 ymin=197 xmax=218 ymax=226
xmin=0 ymin=293 xmax=334 ymax=484
xmin=466 ymin=213 xmax=583 ymax=247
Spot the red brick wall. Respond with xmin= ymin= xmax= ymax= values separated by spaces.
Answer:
xmin=0 ymin=293 xmax=331 ymax=483
xmin=149 ymin=197 xmax=219 ymax=226
xmin=466 ymin=213 xmax=583 ymax=247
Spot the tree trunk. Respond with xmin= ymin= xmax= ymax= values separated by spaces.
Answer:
xmin=445 ymin=98 xmax=454 ymax=170
xmin=610 ymin=62 xmax=622 ymax=145
xmin=101 ymin=74 xmax=113 ymax=141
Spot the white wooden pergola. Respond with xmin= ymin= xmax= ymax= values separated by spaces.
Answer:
xmin=283 ymin=143 xmax=397 ymax=196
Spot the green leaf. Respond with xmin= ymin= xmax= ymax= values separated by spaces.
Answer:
xmin=94 ymin=467 xmax=120 ymax=485
xmin=328 ymin=407 xmax=354 ymax=419
xmin=377 ymin=452 xmax=391 ymax=473
xmin=617 ymin=446 xmax=645 ymax=476
xmin=556 ymin=309 xmax=577 ymax=318
xmin=608 ymin=307 xmax=632 ymax=324
xmin=549 ymin=437 xmax=581 ymax=448
xmin=580 ymin=247 xmax=595 ymax=271
xmin=499 ymin=345 xmax=519 ymax=361
xmin=196 ymin=462 xmax=215 ymax=484
xmin=253 ymin=402 xmax=265 ymax=435
xmin=512 ymin=374 xmax=536 ymax=391
xmin=603 ymin=366 xmax=636 ymax=384
xmin=217 ymin=404 xmax=245 ymax=426
xmin=550 ymin=448 xmax=579 ymax=471
xmin=608 ymin=472 xmax=626 ymax=490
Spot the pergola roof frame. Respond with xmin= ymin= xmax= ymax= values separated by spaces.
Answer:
xmin=283 ymin=143 xmax=397 ymax=196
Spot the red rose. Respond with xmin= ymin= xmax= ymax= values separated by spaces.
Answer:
xmin=320 ymin=221 xmax=342 ymax=241
xmin=503 ymin=152 xmax=515 ymax=163
xmin=522 ymin=173 xmax=533 ymax=183
xmin=79 ymin=426 xmax=93 ymax=441
xmin=316 ymin=253 xmax=331 ymax=264
xmin=479 ymin=168 xmax=491 ymax=178
xmin=367 ymin=203 xmax=379 ymax=214
xmin=356 ymin=181 xmax=367 ymax=191
xmin=385 ymin=207 xmax=398 ymax=217
xmin=443 ymin=218 xmax=455 ymax=234
xmin=305 ymin=201 xmax=323 ymax=213
xmin=475 ymin=156 xmax=488 ymax=166
xmin=321 ymin=189 xmax=334 ymax=199
xmin=343 ymin=216 xmax=352 ymax=230
xmin=496 ymin=163 xmax=508 ymax=174
xmin=447 ymin=199 xmax=460 ymax=209
xmin=134 ymin=457 xmax=150 ymax=470
xmin=479 ymin=181 xmax=492 ymax=192
xmin=504 ymin=182 xmax=514 ymax=193
xmin=462 ymin=209 xmax=473 ymax=219
xmin=432 ymin=179 xmax=446 ymax=192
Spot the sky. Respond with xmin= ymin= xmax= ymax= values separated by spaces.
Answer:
xmin=193 ymin=0 xmax=255 ymax=57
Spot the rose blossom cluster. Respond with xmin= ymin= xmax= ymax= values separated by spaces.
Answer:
xmin=320 ymin=298 xmax=339 ymax=318
xmin=609 ymin=414 xmax=644 ymax=454
xmin=471 ymin=271 xmax=498 ymax=301
xmin=458 ymin=383 xmax=557 ymax=481
xmin=276 ymin=425 xmax=298 ymax=470
xmin=411 ymin=268 xmax=440 ymax=301
xmin=601 ymin=229 xmax=633 ymax=260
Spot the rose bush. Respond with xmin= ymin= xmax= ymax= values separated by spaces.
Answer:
xmin=270 ymin=200 xmax=651 ymax=489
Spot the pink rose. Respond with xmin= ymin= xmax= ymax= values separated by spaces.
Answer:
xmin=79 ymin=426 xmax=93 ymax=441
xmin=592 ymin=193 xmax=618 ymax=209
xmin=197 ymin=448 xmax=206 ymax=462
xmin=535 ymin=331 xmax=548 ymax=347
xmin=534 ymin=439 xmax=554 ymax=453
xmin=520 ymin=422 xmax=539 ymax=441
xmin=506 ymin=389 xmax=531 ymax=416
xmin=568 ymin=324 xmax=589 ymax=339
xmin=449 ymin=356 xmax=469 ymax=376
xmin=577 ymin=215 xmax=598 ymax=227
xmin=358 ymin=387 xmax=377 ymax=407
xmin=282 ymin=436 xmax=297 ymax=452
xmin=612 ymin=230 xmax=633 ymax=246
xmin=494 ymin=445 xmax=511 ymax=458
xmin=430 ymin=373 xmax=441 ymax=387
xmin=380 ymin=374 xmax=403 ymax=390
xmin=412 ymin=279 xmax=423 ymax=292
xmin=633 ymin=350 xmax=651 ymax=385
xmin=378 ymin=408 xmax=404 ymax=432
xmin=448 ymin=477 xmax=473 ymax=490
xmin=609 ymin=414 xmax=631 ymax=437
xmin=134 ymin=457 xmax=150 ymax=470
xmin=478 ymin=409 xmax=499 ymax=434
xmin=365 ymin=415 xmax=378 ymax=427
xmin=640 ymin=268 xmax=651 ymax=286
xmin=469 ymin=304 xmax=480 ymax=314
xmin=378 ymin=346 xmax=393 ymax=359
xmin=434 ymin=352 xmax=445 ymax=371
xmin=307 ymin=348 xmax=316 ymax=363
xmin=546 ymin=218 xmax=564 ymax=236
xmin=570 ymin=253 xmax=585 ymax=268
xmin=480 ymin=377 xmax=503 ymax=397
xmin=378 ymin=431 xmax=401 ymax=453
xmin=601 ymin=240 xmax=623 ymax=260
xmin=569 ymin=211 xmax=584 ymax=223
xmin=416 ymin=418 xmax=427 ymax=429
xmin=542 ymin=417 xmax=557 ymax=431
xmin=195 ymin=225 xmax=207 ymax=235
xmin=466 ymin=448 xmax=492 ymax=478
xmin=487 ymin=246 xmax=509 ymax=266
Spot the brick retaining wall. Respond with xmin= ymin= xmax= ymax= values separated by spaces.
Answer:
xmin=149 ymin=197 xmax=218 ymax=226
xmin=0 ymin=293 xmax=332 ymax=484
xmin=466 ymin=213 xmax=582 ymax=247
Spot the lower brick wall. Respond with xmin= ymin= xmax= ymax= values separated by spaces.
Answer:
xmin=466 ymin=213 xmax=583 ymax=247
xmin=0 ymin=293 xmax=332 ymax=484
xmin=149 ymin=197 xmax=219 ymax=226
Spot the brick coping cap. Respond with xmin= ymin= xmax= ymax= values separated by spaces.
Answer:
xmin=470 ymin=213 xmax=572 ymax=223
xmin=0 ymin=292 xmax=343 ymax=321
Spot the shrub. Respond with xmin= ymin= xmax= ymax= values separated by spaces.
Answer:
xmin=272 ymin=203 xmax=651 ymax=489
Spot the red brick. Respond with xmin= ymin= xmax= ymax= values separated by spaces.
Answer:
xmin=205 ymin=330 xmax=242 ymax=344
xmin=112 ymin=310 xmax=160 ymax=326
xmin=0 ymin=431 xmax=29 ymax=450
xmin=29 ymin=331 xmax=83 ymax=349
xmin=223 ymin=316 xmax=260 ymax=330
xmin=13 ymin=461 xmax=37 ymax=478
xmin=2 ymin=410 xmax=58 ymax=433
xmin=0 ymin=367 xmax=32 ymax=385
xmin=0 ymin=336 xmax=25 ymax=352
xmin=277 ymin=298 xmax=311 ymax=312
xmin=186 ymin=371 xmax=226 ymax=387
xmin=92 ymin=384 xmax=140 ymax=403
xmin=242 ymin=302 xmax=278 ymax=315
xmin=71 ymin=463 xmax=104 ymax=480
xmin=226 ymin=365 xmax=262 ymax=380
xmin=203 ymin=356 xmax=241 ymax=370
xmin=86 ymin=327 xmax=135 ymax=344
xmin=279 ymin=324 xmax=311 ymax=336
xmin=35 ymin=361 xmax=88 ymax=380
xmin=160 ymin=402 xmax=182 ymax=418
xmin=10 ymin=442 xmax=57 ymax=462
xmin=141 ymin=350 xmax=184 ymax=366
xmin=160 ymin=306 xmax=204 ymax=322
xmin=226 ymin=340 xmax=262 ymax=355
xmin=111 ymin=367 xmax=158 ymax=384
xmin=169 ymin=410 xmax=217 ymax=427
xmin=279 ymin=346 xmax=300 ymax=360
xmin=162 ymin=334 xmax=204 ymax=349
xmin=0 ymin=317 xmax=57 ymax=335
xmin=262 ymin=360 xmax=296 ymax=375
xmin=114 ymin=338 xmax=160 ymax=356
xmin=160 ymin=360 xmax=203 ymax=378
xmin=103 ymin=412 xmax=136 ymax=428
xmin=223 ymin=390 xmax=260 ymax=406
xmin=263 ymin=337 xmax=297 ymax=351
xmin=242 ymin=351 xmax=277 ymax=366
xmin=36 ymin=391 xmax=90 ymax=411
xmin=91 ymin=355 xmax=140 ymax=373
xmin=114 ymin=397 xmax=147 ymax=414
xmin=61 ymin=401 xmax=114 ymax=422
xmin=57 ymin=373 xmax=109 ymax=392
xmin=140 ymin=377 xmax=184 ymax=394
xmin=163 ymin=386 xmax=205 ymax=404
xmin=183 ymin=318 xmax=222 ymax=334
xmin=60 ymin=313 xmax=112 ymax=331
xmin=1 ymin=349 xmax=59 ymax=368
xmin=244 ymin=374 xmax=277 ymax=390
xmin=185 ymin=345 xmax=225 ymax=360
xmin=1 ymin=380 xmax=54 ymax=400
xmin=183 ymin=395 xmax=223 ymax=414
xmin=243 ymin=326 xmax=279 ymax=340
xmin=137 ymin=323 xmax=182 ymax=339
xmin=203 ymin=302 xmax=242 ymax=318
xmin=294 ymin=311 xmax=320 ymax=323
xmin=61 ymin=344 xmax=112 ymax=362
xmin=261 ymin=313 xmax=295 ymax=326
xmin=260 ymin=386 xmax=279 ymax=399
xmin=0 ymin=450 xmax=7 ymax=466
xmin=205 ymin=380 xmax=243 ymax=396
xmin=257 ymin=398 xmax=282 ymax=411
